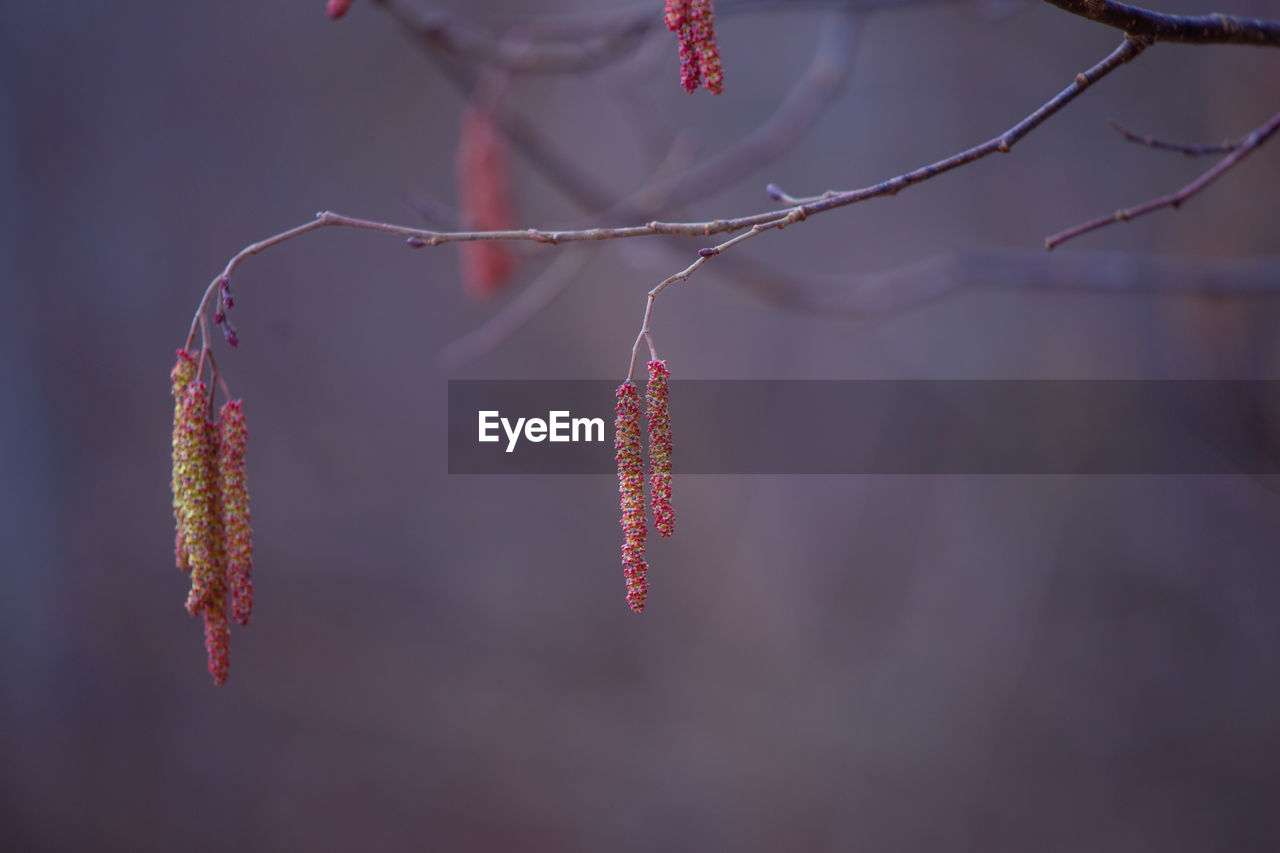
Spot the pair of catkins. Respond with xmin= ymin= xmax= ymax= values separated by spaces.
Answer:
xmin=614 ymin=360 xmax=675 ymax=613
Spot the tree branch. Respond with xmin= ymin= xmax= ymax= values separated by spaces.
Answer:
xmin=189 ymin=37 xmax=1149 ymax=352
xmin=1108 ymin=119 xmax=1242 ymax=156
xmin=1041 ymin=0 xmax=1280 ymax=46
xmin=1046 ymin=109 xmax=1280 ymax=249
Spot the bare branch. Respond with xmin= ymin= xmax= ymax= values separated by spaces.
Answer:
xmin=189 ymin=37 xmax=1149 ymax=351
xmin=1108 ymin=119 xmax=1241 ymax=156
xmin=1041 ymin=0 xmax=1280 ymax=46
xmin=1046 ymin=109 xmax=1280 ymax=249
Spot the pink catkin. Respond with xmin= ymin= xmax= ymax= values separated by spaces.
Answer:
xmin=456 ymin=102 xmax=519 ymax=299
xmin=646 ymin=360 xmax=675 ymax=537
xmin=326 ymin=0 xmax=352 ymax=19
xmin=691 ymin=0 xmax=723 ymax=95
xmin=203 ymin=584 xmax=231 ymax=686
xmin=615 ymin=382 xmax=648 ymax=612
xmin=665 ymin=0 xmax=723 ymax=94
xmin=218 ymin=400 xmax=254 ymax=626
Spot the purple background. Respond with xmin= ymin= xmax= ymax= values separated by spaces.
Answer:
xmin=5 ymin=1 xmax=1280 ymax=849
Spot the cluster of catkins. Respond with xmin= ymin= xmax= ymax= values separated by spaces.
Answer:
xmin=664 ymin=0 xmax=724 ymax=94
xmin=614 ymin=360 xmax=675 ymax=613
xmin=171 ymin=350 xmax=253 ymax=685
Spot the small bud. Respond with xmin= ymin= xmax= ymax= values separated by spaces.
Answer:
xmin=615 ymin=382 xmax=648 ymax=612
xmin=646 ymin=360 xmax=675 ymax=538
xmin=765 ymin=183 xmax=784 ymax=201
xmin=219 ymin=315 xmax=239 ymax=348
xmin=406 ymin=236 xmax=427 ymax=248
xmin=218 ymin=400 xmax=254 ymax=626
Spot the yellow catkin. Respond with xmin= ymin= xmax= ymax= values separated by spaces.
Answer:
xmin=175 ymin=383 xmax=224 ymax=615
xmin=170 ymin=350 xmax=198 ymax=572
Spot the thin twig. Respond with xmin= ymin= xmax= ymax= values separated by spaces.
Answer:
xmin=626 ymin=209 xmax=807 ymax=379
xmin=1108 ymin=120 xmax=1241 ymax=156
xmin=1046 ymin=109 xmax=1280 ymax=249
xmin=615 ymin=36 xmax=1149 ymax=368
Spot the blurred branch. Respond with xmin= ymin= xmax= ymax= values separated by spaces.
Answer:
xmin=431 ymin=10 xmax=856 ymax=367
xmin=1046 ymin=109 xmax=1280 ymax=249
xmin=368 ymin=0 xmax=950 ymax=72
xmin=608 ymin=10 xmax=858 ymax=220
xmin=437 ymin=248 xmax=598 ymax=369
xmin=1108 ymin=120 xmax=1242 ymax=156
xmin=1042 ymin=0 xmax=1280 ymax=45
xmin=369 ymin=0 xmax=651 ymax=74
xmin=714 ymin=248 xmax=1280 ymax=318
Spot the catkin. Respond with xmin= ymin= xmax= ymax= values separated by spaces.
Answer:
xmin=665 ymin=0 xmax=723 ymax=94
xmin=174 ymin=381 xmax=224 ymax=615
xmin=615 ymin=382 xmax=648 ymax=612
xmin=218 ymin=400 xmax=254 ymax=626
xmin=646 ymin=360 xmax=675 ymax=537
xmin=170 ymin=350 xmax=198 ymax=573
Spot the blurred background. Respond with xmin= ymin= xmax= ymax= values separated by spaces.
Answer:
xmin=4 ymin=0 xmax=1280 ymax=849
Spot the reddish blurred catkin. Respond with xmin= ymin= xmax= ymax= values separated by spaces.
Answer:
xmin=326 ymin=0 xmax=352 ymax=19
xmin=664 ymin=0 xmax=724 ymax=94
xmin=456 ymin=101 xmax=519 ymax=299
xmin=646 ymin=360 xmax=675 ymax=537
xmin=615 ymin=382 xmax=649 ymax=613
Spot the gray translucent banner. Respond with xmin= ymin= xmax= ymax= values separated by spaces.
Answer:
xmin=448 ymin=381 xmax=1280 ymax=474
